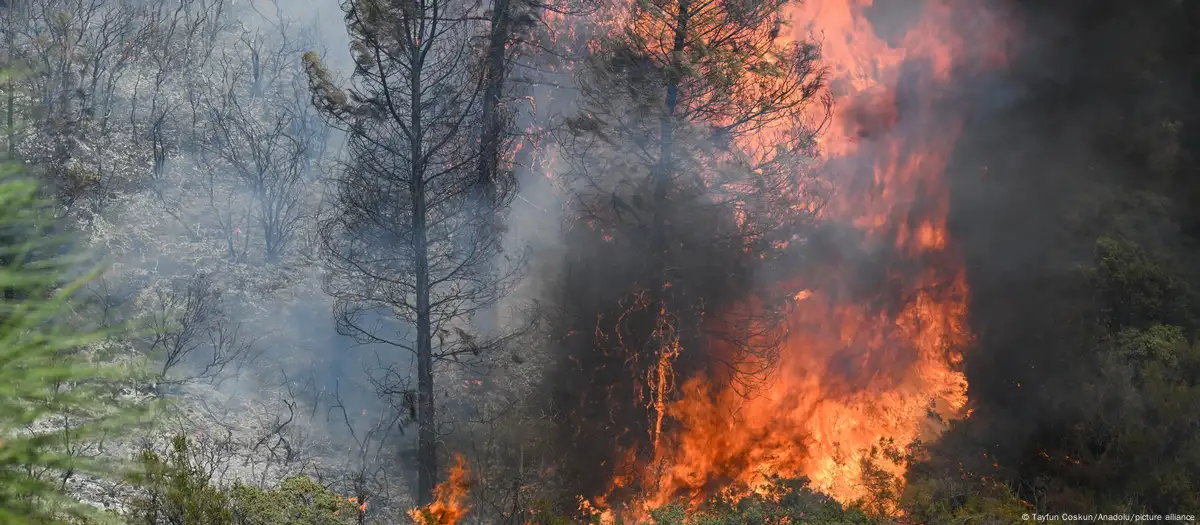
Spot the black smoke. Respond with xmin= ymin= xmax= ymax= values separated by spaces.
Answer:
xmin=937 ymin=0 xmax=1200 ymax=512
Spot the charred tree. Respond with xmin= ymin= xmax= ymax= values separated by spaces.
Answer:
xmin=469 ymin=0 xmax=542 ymax=343
xmin=548 ymin=0 xmax=831 ymax=504
xmin=305 ymin=0 xmax=522 ymax=506
xmin=472 ymin=0 xmax=545 ymax=201
xmin=474 ymin=0 xmax=516 ymax=210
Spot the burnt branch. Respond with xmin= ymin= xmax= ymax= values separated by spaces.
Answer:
xmin=144 ymin=271 xmax=257 ymax=390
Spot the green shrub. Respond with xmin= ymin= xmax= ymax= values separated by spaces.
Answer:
xmin=125 ymin=435 xmax=232 ymax=525
xmin=126 ymin=435 xmax=360 ymax=525
xmin=901 ymin=475 xmax=1028 ymax=525
xmin=646 ymin=477 xmax=877 ymax=525
xmin=1090 ymin=237 xmax=1191 ymax=329
xmin=229 ymin=475 xmax=361 ymax=525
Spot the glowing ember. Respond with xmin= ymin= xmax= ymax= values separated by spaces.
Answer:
xmin=408 ymin=454 xmax=471 ymax=525
xmin=588 ymin=0 xmax=1007 ymax=518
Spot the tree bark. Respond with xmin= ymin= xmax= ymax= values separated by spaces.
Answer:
xmin=477 ymin=0 xmax=510 ymax=205
xmin=410 ymin=44 xmax=438 ymax=506
xmin=473 ymin=0 xmax=513 ymax=336
xmin=650 ymin=0 xmax=691 ymax=283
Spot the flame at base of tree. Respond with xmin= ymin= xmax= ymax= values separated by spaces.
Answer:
xmin=633 ymin=270 xmax=972 ymax=514
xmin=408 ymin=454 xmax=471 ymax=525
xmin=577 ymin=0 xmax=1008 ymax=520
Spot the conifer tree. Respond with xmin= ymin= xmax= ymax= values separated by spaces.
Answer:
xmin=0 ymin=158 xmax=145 ymax=523
xmin=304 ymin=0 xmax=522 ymax=505
xmin=549 ymin=0 xmax=830 ymax=500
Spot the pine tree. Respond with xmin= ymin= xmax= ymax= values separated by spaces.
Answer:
xmin=548 ymin=0 xmax=830 ymax=501
xmin=0 ymin=157 xmax=146 ymax=523
xmin=304 ymin=0 xmax=522 ymax=505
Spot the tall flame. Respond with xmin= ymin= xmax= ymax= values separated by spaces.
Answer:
xmin=408 ymin=454 xmax=472 ymax=525
xmin=594 ymin=0 xmax=1007 ymax=517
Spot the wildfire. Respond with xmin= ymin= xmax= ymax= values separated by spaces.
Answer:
xmin=586 ymin=0 xmax=1007 ymax=518
xmin=408 ymin=454 xmax=472 ymax=525
xmin=345 ymin=496 xmax=368 ymax=513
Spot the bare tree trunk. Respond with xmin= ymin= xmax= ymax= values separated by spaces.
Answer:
xmin=410 ymin=48 xmax=438 ymax=507
xmin=473 ymin=0 xmax=513 ymax=336
xmin=477 ymin=0 xmax=510 ymax=204
xmin=5 ymin=83 xmax=13 ymax=156
xmin=650 ymin=0 xmax=690 ymax=289
xmin=5 ymin=4 xmax=16 ymax=157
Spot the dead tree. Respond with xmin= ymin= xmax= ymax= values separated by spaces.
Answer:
xmin=198 ymin=57 xmax=309 ymax=262
xmin=305 ymin=0 xmax=524 ymax=506
xmin=187 ymin=9 xmax=317 ymax=263
xmin=139 ymin=0 xmax=230 ymax=237
xmin=144 ymin=271 xmax=259 ymax=390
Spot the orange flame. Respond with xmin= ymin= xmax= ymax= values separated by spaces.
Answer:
xmin=408 ymin=454 xmax=471 ymax=525
xmin=333 ymin=493 xmax=368 ymax=518
xmin=588 ymin=0 xmax=1008 ymax=518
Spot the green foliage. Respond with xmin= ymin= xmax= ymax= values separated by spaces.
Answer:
xmin=520 ymin=479 xmax=880 ymax=525
xmin=901 ymin=474 xmax=1029 ymax=525
xmin=991 ymin=229 xmax=1200 ymax=513
xmin=127 ymin=435 xmax=359 ymax=525
xmin=1091 ymin=325 xmax=1200 ymax=510
xmin=646 ymin=478 xmax=876 ymax=525
xmin=0 ymin=162 xmax=146 ymax=523
xmin=1114 ymin=324 xmax=1188 ymax=368
xmin=300 ymin=51 xmax=348 ymax=115
xmin=853 ymin=440 xmax=908 ymax=517
xmin=228 ymin=475 xmax=361 ymax=525
xmin=126 ymin=435 xmax=232 ymax=525
xmin=523 ymin=499 xmax=576 ymax=525
xmin=1090 ymin=236 xmax=1191 ymax=329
